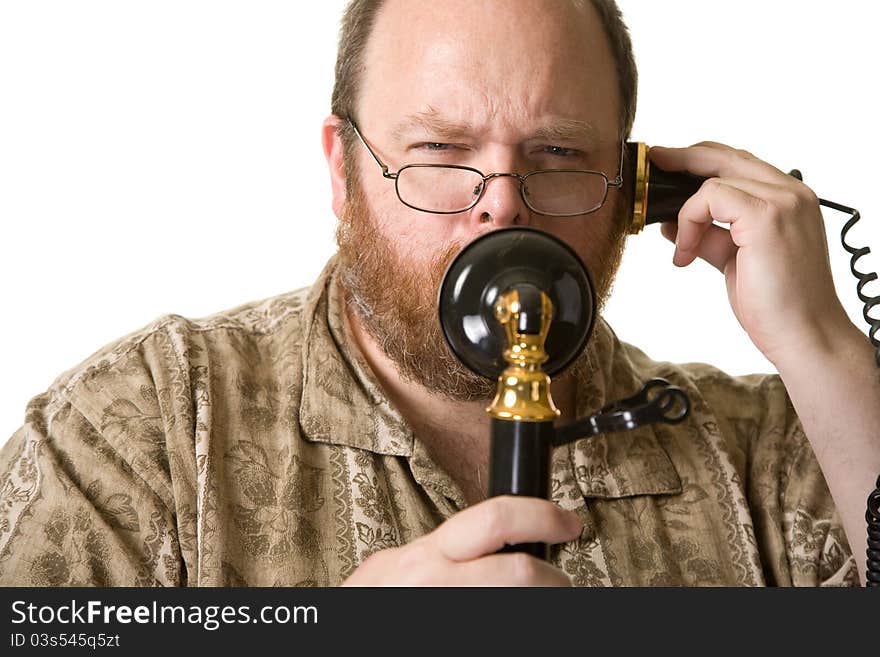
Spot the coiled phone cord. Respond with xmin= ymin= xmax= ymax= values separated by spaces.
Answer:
xmin=828 ymin=197 xmax=880 ymax=586
xmin=790 ymin=169 xmax=880 ymax=585
xmin=832 ymin=201 xmax=880 ymax=587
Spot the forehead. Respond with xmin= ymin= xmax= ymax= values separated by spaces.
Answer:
xmin=358 ymin=0 xmax=620 ymax=143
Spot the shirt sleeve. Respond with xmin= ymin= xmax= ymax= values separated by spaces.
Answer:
xmin=0 ymin=333 xmax=184 ymax=586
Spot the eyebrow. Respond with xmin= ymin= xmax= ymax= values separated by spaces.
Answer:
xmin=530 ymin=119 xmax=599 ymax=148
xmin=390 ymin=110 xmax=600 ymax=148
xmin=390 ymin=112 xmax=475 ymax=141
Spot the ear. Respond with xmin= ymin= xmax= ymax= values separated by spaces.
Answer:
xmin=322 ymin=115 xmax=347 ymax=219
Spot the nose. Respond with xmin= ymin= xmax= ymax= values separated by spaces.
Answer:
xmin=468 ymin=172 xmax=532 ymax=228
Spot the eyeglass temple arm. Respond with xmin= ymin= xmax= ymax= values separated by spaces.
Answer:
xmin=608 ymin=139 xmax=626 ymax=187
xmin=347 ymin=118 xmax=398 ymax=179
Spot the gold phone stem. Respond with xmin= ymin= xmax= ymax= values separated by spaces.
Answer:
xmin=486 ymin=288 xmax=560 ymax=422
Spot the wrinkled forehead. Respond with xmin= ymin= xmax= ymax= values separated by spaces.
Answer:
xmin=357 ymin=0 xmax=620 ymax=144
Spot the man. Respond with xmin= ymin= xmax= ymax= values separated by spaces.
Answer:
xmin=1 ymin=0 xmax=877 ymax=586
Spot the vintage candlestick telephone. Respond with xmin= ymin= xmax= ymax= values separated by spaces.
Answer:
xmin=438 ymin=227 xmax=690 ymax=561
xmin=438 ymin=143 xmax=880 ymax=583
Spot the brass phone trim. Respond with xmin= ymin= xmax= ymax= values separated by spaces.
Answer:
xmin=629 ymin=142 xmax=651 ymax=234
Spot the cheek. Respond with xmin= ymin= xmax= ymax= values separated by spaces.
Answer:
xmin=534 ymin=206 xmax=625 ymax=270
xmin=364 ymin=192 xmax=455 ymax=265
xmin=536 ymin=220 xmax=605 ymax=256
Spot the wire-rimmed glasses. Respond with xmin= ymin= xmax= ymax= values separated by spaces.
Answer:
xmin=347 ymin=118 xmax=624 ymax=217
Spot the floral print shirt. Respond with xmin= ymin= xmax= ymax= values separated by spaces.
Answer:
xmin=0 ymin=256 xmax=857 ymax=586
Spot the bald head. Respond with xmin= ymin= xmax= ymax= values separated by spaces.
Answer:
xmin=331 ymin=0 xmax=637 ymax=145
xmin=361 ymin=1 xmax=618 ymax=148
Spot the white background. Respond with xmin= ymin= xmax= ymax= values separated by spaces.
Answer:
xmin=1 ymin=1 xmax=878 ymax=443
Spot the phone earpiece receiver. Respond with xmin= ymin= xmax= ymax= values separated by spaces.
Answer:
xmin=624 ymin=142 xmax=705 ymax=234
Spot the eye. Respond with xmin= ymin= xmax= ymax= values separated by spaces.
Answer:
xmin=543 ymin=145 xmax=581 ymax=157
xmin=415 ymin=142 xmax=455 ymax=152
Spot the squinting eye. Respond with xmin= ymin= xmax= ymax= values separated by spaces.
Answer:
xmin=418 ymin=142 xmax=453 ymax=151
xmin=543 ymin=145 xmax=580 ymax=157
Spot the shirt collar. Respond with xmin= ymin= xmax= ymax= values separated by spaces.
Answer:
xmin=299 ymin=256 xmax=415 ymax=456
xmin=298 ymin=256 xmax=681 ymax=499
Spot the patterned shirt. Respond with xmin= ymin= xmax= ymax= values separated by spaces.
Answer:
xmin=0 ymin=256 xmax=858 ymax=586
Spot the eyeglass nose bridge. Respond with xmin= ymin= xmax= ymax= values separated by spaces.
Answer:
xmin=472 ymin=171 xmax=528 ymax=199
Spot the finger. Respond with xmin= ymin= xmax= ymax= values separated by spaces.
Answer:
xmin=700 ymin=175 xmax=822 ymax=237
xmin=688 ymin=140 xmax=737 ymax=151
xmin=649 ymin=144 xmax=789 ymax=185
xmin=430 ymin=495 xmax=582 ymax=562
xmin=449 ymin=552 xmax=573 ymax=586
xmin=659 ymin=219 xmax=678 ymax=246
xmin=674 ymin=223 xmax=738 ymax=273
xmin=701 ymin=175 xmax=815 ymax=208
xmin=676 ymin=179 xmax=767 ymax=257
xmin=660 ymin=212 xmax=736 ymax=272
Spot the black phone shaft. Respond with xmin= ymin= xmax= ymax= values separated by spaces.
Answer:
xmin=488 ymin=418 xmax=554 ymax=560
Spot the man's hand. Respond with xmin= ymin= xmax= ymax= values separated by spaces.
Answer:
xmin=341 ymin=495 xmax=582 ymax=586
xmin=649 ymin=142 xmax=851 ymax=367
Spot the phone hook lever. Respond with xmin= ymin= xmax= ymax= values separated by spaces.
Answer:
xmin=553 ymin=378 xmax=690 ymax=447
